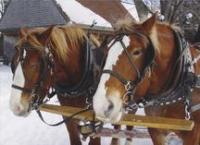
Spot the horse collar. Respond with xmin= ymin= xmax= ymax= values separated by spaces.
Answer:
xmin=54 ymin=37 xmax=101 ymax=99
xmin=137 ymin=30 xmax=200 ymax=113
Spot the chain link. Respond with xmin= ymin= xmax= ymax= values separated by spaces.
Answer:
xmin=185 ymin=99 xmax=191 ymax=120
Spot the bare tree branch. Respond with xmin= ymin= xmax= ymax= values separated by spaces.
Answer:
xmin=170 ymin=0 xmax=184 ymax=23
xmin=133 ymin=0 xmax=149 ymax=21
xmin=143 ymin=2 xmax=154 ymax=14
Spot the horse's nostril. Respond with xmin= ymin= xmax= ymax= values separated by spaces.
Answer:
xmin=15 ymin=106 xmax=21 ymax=112
xmin=108 ymin=101 xmax=114 ymax=111
xmin=104 ymin=101 xmax=114 ymax=117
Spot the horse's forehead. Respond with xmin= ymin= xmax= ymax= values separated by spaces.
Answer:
xmin=129 ymin=33 xmax=149 ymax=48
xmin=106 ymin=36 xmax=130 ymax=68
xmin=13 ymin=63 xmax=25 ymax=86
xmin=18 ymin=51 xmax=40 ymax=71
xmin=100 ymin=36 xmax=130 ymax=91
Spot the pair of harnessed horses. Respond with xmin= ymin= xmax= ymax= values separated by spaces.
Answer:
xmin=10 ymin=14 xmax=200 ymax=145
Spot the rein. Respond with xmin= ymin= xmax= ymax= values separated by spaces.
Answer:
xmin=35 ymin=106 xmax=92 ymax=126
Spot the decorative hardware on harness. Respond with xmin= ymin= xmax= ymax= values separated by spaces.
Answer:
xmin=185 ymin=98 xmax=191 ymax=120
xmin=123 ymin=81 xmax=138 ymax=111
xmin=102 ymin=29 xmax=200 ymax=120
xmin=78 ymin=120 xmax=103 ymax=139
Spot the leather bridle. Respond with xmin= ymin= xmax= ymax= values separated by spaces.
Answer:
xmin=11 ymin=45 xmax=54 ymax=110
xmin=102 ymin=33 xmax=155 ymax=110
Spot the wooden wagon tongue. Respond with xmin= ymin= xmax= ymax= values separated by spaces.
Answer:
xmin=39 ymin=104 xmax=194 ymax=132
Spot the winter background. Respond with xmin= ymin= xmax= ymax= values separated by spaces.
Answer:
xmin=0 ymin=0 xmax=156 ymax=145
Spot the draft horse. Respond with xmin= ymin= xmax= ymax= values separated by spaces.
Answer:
xmin=93 ymin=14 xmax=200 ymax=145
xmin=9 ymin=25 xmax=103 ymax=145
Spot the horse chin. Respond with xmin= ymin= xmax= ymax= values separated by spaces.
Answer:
xmin=13 ymin=109 xmax=31 ymax=117
xmin=110 ymin=110 xmax=123 ymax=123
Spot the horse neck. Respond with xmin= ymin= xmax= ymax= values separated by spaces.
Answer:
xmin=51 ymin=41 xmax=84 ymax=86
xmin=146 ymin=23 xmax=178 ymax=94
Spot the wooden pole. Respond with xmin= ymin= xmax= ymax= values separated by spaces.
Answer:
xmin=90 ymin=128 xmax=150 ymax=138
xmin=39 ymin=104 xmax=194 ymax=131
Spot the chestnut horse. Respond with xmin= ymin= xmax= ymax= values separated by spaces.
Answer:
xmin=93 ymin=14 xmax=200 ymax=145
xmin=9 ymin=25 xmax=103 ymax=145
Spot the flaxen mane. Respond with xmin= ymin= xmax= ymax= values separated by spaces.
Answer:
xmin=114 ymin=17 xmax=136 ymax=33
xmin=17 ymin=26 xmax=100 ymax=63
xmin=50 ymin=26 xmax=100 ymax=63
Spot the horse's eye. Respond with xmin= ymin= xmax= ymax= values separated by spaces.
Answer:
xmin=30 ymin=64 xmax=39 ymax=69
xmin=132 ymin=50 xmax=141 ymax=56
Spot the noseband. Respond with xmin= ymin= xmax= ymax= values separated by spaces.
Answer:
xmin=102 ymin=34 xmax=155 ymax=110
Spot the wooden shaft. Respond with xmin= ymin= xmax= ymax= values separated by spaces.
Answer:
xmin=39 ymin=104 xmax=194 ymax=131
xmin=91 ymin=128 xmax=150 ymax=138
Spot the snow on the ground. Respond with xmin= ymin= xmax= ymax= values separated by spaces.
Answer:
xmin=0 ymin=65 xmax=69 ymax=145
xmin=0 ymin=65 xmax=153 ymax=145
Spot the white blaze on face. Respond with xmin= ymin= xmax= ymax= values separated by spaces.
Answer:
xmin=93 ymin=36 xmax=130 ymax=122
xmin=9 ymin=62 xmax=27 ymax=116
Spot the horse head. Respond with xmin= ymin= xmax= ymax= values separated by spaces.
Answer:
xmin=10 ymin=26 xmax=55 ymax=116
xmin=10 ymin=25 xmax=101 ymax=117
xmin=93 ymin=14 xmax=178 ymax=122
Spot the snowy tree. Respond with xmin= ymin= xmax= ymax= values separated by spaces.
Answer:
xmin=160 ymin=0 xmax=200 ymax=42
xmin=132 ymin=0 xmax=200 ymax=42
xmin=0 ymin=0 xmax=8 ymax=18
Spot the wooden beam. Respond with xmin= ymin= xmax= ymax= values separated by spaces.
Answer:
xmin=75 ymin=24 xmax=114 ymax=36
xmin=90 ymin=128 xmax=150 ymax=138
xmin=39 ymin=104 xmax=194 ymax=131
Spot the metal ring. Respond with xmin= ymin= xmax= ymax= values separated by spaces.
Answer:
xmin=122 ymin=91 xmax=133 ymax=105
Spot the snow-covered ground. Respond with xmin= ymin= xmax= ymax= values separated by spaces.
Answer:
xmin=0 ymin=65 xmax=153 ymax=145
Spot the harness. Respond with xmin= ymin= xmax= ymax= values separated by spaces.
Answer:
xmin=54 ymin=37 xmax=102 ymax=99
xmin=139 ymin=31 xmax=200 ymax=114
xmin=11 ymin=34 xmax=106 ymax=131
xmin=102 ymin=33 xmax=155 ymax=110
xmin=102 ymin=31 xmax=200 ymax=119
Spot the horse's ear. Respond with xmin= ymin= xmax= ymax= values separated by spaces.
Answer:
xmin=142 ymin=13 xmax=157 ymax=33
xmin=39 ymin=25 xmax=54 ymax=43
xmin=19 ymin=28 xmax=28 ymax=38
